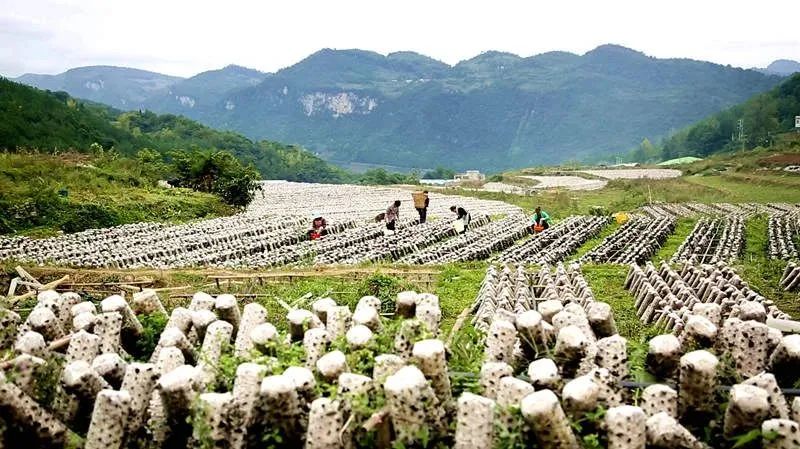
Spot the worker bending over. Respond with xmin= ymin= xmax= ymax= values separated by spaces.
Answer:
xmin=308 ymin=216 xmax=328 ymax=240
xmin=450 ymin=205 xmax=470 ymax=234
xmin=385 ymin=200 xmax=401 ymax=232
xmin=530 ymin=206 xmax=551 ymax=232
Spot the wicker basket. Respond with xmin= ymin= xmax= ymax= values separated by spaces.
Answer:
xmin=412 ymin=192 xmax=427 ymax=209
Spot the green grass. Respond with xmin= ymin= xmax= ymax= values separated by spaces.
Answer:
xmin=651 ymin=218 xmax=696 ymax=263
xmin=433 ymin=262 xmax=487 ymax=333
xmin=0 ymin=152 xmax=231 ymax=236
xmin=684 ymin=174 xmax=800 ymax=203
xmin=151 ymin=263 xmax=487 ymax=335
xmin=569 ymin=221 xmax=619 ymax=261
xmin=736 ymin=217 xmax=800 ymax=318
xmin=580 ymin=264 xmax=657 ymax=341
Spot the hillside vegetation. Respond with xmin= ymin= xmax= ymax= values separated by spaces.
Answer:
xmin=15 ymin=46 xmax=783 ymax=170
xmin=648 ymin=73 xmax=800 ymax=161
xmin=0 ymin=78 xmax=426 ymax=236
xmin=0 ymin=77 xmax=345 ymax=183
xmin=0 ymin=151 xmax=231 ymax=236
xmin=450 ymin=143 xmax=800 ymax=220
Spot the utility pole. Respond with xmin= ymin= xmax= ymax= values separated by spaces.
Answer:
xmin=737 ymin=119 xmax=746 ymax=151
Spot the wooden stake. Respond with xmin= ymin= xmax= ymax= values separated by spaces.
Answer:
xmin=6 ymin=277 xmax=20 ymax=297
xmin=15 ymin=266 xmax=41 ymax=285
xmin=10 ymin=275 xmax=70 ymax=305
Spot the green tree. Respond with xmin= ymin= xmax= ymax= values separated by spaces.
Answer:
xmin=357 ymin=168 xmax=419 ymax=185
xmin=658 ymin=73 xmax=800 ymax=158
xmin=136 ymin=148 xmax=169 ymax=180
xmin=170 ymin=150 xmax=260 ymax=208
xmin=743 ymin=96 xmax=779 ymax=147
xmin=422 ymin=167 xmax=456 ymax=179
xmin=632 ymin=138 xmax=659 ymax=163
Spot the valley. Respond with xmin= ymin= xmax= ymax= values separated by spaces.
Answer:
xmin=2 ymin=157 xmax=800 ymax=448
xmin=2 ymin=11 xmax=800 ymax=448
xmin=13 ymin=47 xmax=794 ymax=170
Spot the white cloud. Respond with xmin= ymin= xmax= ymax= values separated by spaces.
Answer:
xmin=1 ymin=0 xmax=798 ymax=77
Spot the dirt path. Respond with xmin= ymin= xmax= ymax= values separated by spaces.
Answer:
xmin=518 ymin=175 xmax=607 ymax=190
xmin=577 ymin=169 xmax=681 ymax=179
xmin=480 ymin=182 xmax=531 ymax=194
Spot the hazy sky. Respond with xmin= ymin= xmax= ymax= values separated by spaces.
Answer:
xmin=1 ymin=0 xmax=798 ymax=77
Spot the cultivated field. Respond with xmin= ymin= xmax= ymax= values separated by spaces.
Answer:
xmin=577 ymin=169 xmax=682 ymax=180
xmin=479 ymin=182 xmax=532 ymax=195
xmin=0 ymin=182 xmax=523 ymax=269
xmin=2 ymin=169 xmax=800 ymax=449
xmin=517 ymin=175 xmax=608 ymax=191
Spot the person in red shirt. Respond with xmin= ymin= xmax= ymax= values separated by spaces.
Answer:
xmin=308 ymin=216 xmax=328 ymax=240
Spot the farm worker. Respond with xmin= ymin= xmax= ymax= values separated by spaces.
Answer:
xmin=531 ymin=206 xmax=551 ymax=232
xmin=385 ymin=200 xmax=401 ymax=231
xmin=307 ymin=214 xmax=328 ymax=240
xmin=412 ymin=190 xmax=430 ymax=223
xmin=450 ymin=205 xmax=471 ymax=234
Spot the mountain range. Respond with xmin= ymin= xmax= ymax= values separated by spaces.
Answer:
xmin=658 ymin=72 xmax=800 ymax=161
xmin=13 ymin=46 xmax=798 ymax=170
xmin=0 ymin=78 xmax=345 ymax=183
xmin=755 ymin=60 xmax=800 ymax=76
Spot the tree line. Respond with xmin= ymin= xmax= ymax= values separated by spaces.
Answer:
xmin=626 ymin=73 xmax=800 ymax=163
xmin=0 ymin=78 xmax=431 ymax=194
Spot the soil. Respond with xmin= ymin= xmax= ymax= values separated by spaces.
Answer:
xmin=518 ymin=175 xmax=607 ymax=191
xmin=758 ymin=153 xmax=800 ymax=165
xmin=577 ymin=169 xmax=682 ymax=180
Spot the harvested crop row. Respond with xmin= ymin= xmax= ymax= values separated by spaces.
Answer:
xmin=769 ymin=214 xmax=800 ymax=261
xmin=470 ymin=263 xmax=596 ymax=334
xmin=582 ymin=216 xmax=676 ymax=264
xmin=780 ymin=262 xmax=800 ymax=292
xmin=3 ymin=276 xmax=800 ymax=448
xmin=314 ymin=215 xmax=491 ymax=266
xmin=626 ymin=261 xmax=790 ymax=330
xmin=0 ymin=182 xmax=521 ymax=270
xmin=397 ymin=214 xmax=530 ymax=264
xmin=234 ymin=218 xmax=419 ymax=268
xmin=498 ymin=215 xmax=609 ymax=265
xmin=639 ymin=202 xmax=799 ymax=219
xmin=671 ymin=216 xmax=744 ymax=264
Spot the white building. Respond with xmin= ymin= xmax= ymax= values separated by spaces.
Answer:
xmin=454 ymin=170 xmax=485 ymax=182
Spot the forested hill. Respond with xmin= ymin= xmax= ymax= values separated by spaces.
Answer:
xmin=0 ymin=77 xmax=345 ymax=182
xmin=656 ymin=73 xmax=800 ymax=160
xmin=15 ymin=66 xmax=181 ymax=110
xmin=14 ymin=45 xmax=785 ymax=170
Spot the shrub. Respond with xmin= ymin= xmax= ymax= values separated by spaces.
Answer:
xmin=357 ymin=274 xmax=414 ymax=313
xmin=170 ymin=150 xmax=260 ymax=208
xmin=133 ymin=312 xmax=168 ymax=360
xmin=59 ymin=203 xmax=120 ymax=233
